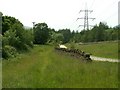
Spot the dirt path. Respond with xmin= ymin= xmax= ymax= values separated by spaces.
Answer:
xmin=90 ymin=56 xmax=120 ymax=62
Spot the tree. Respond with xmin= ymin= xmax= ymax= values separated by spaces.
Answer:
xmin=2 ymin=16 xmax=23 ymax=35
xmin=47 ymin=28 xmax=56 ymax=43
xmin=23 ymin=29 xmax=34 ymax=47
xmin=113 ymin=26 xmax=119 ymax=40
xmin=3 ymin=23 xmax=34 ymax=51
xmin=34 ymin=23 xmax=50 ymax=44
xmin=97 ymin=22 xmax=107 ymax=41
xmin=58 ymin=29 xmax=72 ymax=43
xmin=54 ymin=33 xmax=64 ymax=44
xmin=2 ymin=15 xmax=34 ymax=59
xmin=90 ymin=22 xmax=109 ymax=42
xmin=74 ymin=31 xmax=81 ymax=43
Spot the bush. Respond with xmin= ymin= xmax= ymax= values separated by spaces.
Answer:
xmin=70 ymin=42 xmax=75 ymax=49
xmin=2 ymin=15 xmax=34 ymax=59
xmin=2 ymin=45 xmax=17 ymax=59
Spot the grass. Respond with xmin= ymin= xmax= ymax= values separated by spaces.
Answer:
xmin=2 ymin=45 xmax=119 ymax=88
xmin=67 ymin=41 xmax=118 ymax=59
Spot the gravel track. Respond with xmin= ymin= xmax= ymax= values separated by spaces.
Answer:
xmin=90 ymin=56 xmax=120 ymax=62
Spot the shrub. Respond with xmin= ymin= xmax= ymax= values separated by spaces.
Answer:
xmin=70 ymin=42 xmax=75 ymax=49
xmin=2 ymin=45 xmax=17 ymax=59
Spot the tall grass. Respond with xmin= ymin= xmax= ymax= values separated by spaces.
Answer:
xmin=2 ymin=45 xmax=118 ymax=88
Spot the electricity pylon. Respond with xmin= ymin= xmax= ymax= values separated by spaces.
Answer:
xmin=77 ymin=3 xmax=95 ymax=30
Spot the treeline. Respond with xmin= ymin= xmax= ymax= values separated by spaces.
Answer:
xmin=1 ymin=13 xmax=119 ymax=59
xmin=71 ymin=22 xmax=119 ymax=43
xmin=48 ymin=22 xmax=119 ymax=44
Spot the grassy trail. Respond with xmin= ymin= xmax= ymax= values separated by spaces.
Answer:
xmin=2 ymin=45 xmax=119 ymax=88
xmin=2 ymin=45 xmax=58 ymax=88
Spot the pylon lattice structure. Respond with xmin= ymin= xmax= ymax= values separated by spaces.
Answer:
xmin=77 ymin=4 xmax=95 ymax=30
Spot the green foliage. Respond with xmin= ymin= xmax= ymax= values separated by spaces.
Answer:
xmin=54 ymin=33 xmax=64 ymax=44
xmin=23 ymin=29 xmax=34 ymax=48
xmin=3 ymin=24 xmax=33 ymax=51
xmin=70 ymin=22 xmax=119 ymax=43
xmin=34 ymin=23 xmax=50 ymax=44
xmin=49 ymin=29 xmax=72 ymax=44
xmin=69 ymin=42 xmax=75 ymax=49
xmin=3 ymin=29 xmax=19 ymax=47
xmin=48 ymin=28 xmax=55 ymax=42
xmin=2 ymin=15 xmax=34 ymax=59
xmin=58 ymin=29 xmax=72 ymax=43
xmin=2 ymin=45 xmax=17 ymax=59
xmin=2 ymin=16 xmax=23 ymax=35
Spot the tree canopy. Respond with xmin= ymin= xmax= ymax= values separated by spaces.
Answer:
xmin=34 ymin=23 xmax=50 ymax=44
xmin=2 ymin=15 xmax=33 ymax=59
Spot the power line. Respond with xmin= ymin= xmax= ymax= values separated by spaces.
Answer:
xmin=76 ymin=3 xmax=95 ymax=30
xmin=89 ymin=0 xmax=95 ymax=10
xmin=67 ymin=2 xmax=85 ymax=31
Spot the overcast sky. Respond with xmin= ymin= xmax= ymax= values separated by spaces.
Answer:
xmin=0 ymin=0 xmax=119 ymax=31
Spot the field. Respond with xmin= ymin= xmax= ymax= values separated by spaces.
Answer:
xmin=67 ymin=41 xmax=118 ymax=59
xmin=2 ymin=45 xmax=118 ymax=88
